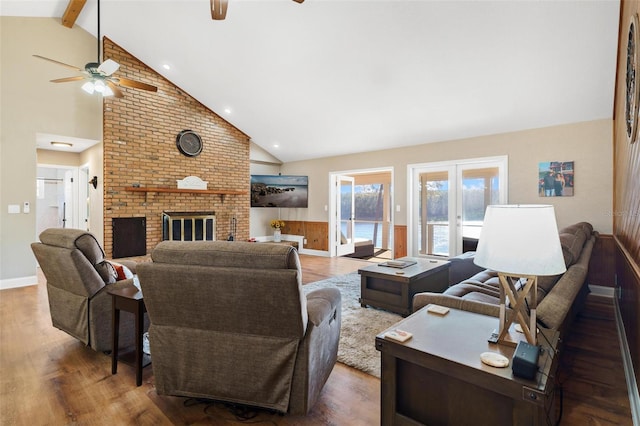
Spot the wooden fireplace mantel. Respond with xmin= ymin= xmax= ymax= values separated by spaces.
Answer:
xmin=124 ymin=186 xmax=246 ymax=203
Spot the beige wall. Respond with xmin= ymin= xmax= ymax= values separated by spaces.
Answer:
xmin=80 ymin=143 xmax=104 ymax=245
xmin=280 ymin=119 xmax=614 ymax=234
xmin=0 ymin=17 xmax=101 ymax=283
xmin=249 ymin=142 xmax=283 ymax=237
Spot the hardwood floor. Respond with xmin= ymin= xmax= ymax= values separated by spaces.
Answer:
xmin=0 ymin=255 xmax=632 ymax=425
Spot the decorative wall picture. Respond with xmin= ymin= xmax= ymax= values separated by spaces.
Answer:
xmin=539 ymin=161 xmax=574 ymax=197
xmin=251 ymin=175 xmax=309 ymax=208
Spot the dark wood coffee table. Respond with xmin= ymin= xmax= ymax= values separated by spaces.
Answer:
xmin=358 ymin=257 xmax=450 ymax=316
xmin=376 ymin=307 xmax=559 ymax=425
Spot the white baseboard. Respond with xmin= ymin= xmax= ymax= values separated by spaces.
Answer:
xmin=0 ymin=275 xmax=37 ymax=290
xmin=589 ymin=284 xmax=615 ymax=298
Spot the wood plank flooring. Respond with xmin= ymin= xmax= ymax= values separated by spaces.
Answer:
xmin=0 ymin=254 xmax=632 ymax=425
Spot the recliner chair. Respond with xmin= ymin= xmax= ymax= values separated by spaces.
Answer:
xmin=137 ymin=240 xmax=341 ymax=415
xmin=31 ymin=228 xmax=142 ymax=352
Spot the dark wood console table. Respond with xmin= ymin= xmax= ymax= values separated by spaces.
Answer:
xmin=109 ymin=283 xmax=150 ymax=386
xmin=376 ymin=307 xmax=559 ymax=425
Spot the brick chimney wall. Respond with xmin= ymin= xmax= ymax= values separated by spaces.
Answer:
xmin=102 ymin=37 xmax=250 ymax=258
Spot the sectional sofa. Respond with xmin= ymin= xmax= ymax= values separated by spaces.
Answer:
xmin=413 ymin=222 xmax=596 ymax=337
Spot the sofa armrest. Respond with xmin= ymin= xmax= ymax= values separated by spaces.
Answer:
xmin=413 ymin=292 xmax=501 ymax=318
xmin=306 ymin=288 xmax=341 ymax=327
xmin=448 ymin=252 xmax=486 ymax=286
xmin=289 ymin=287 xmax=342 ymax=414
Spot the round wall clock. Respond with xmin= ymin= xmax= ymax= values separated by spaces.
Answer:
xmin=625 ymin=14 xmax=639 ymax=144
xmin=176 ymin=130 xmax=203 ymax=157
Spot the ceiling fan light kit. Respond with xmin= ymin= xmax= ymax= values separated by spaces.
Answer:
xmin=33 ymin=0 xmax=157 ymax=98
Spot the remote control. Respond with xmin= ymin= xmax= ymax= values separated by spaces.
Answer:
xmin=488 ymin=330 xmax=499 ymax=344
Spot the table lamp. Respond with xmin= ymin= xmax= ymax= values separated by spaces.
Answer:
xmin=473 ymin=205 xmax=566 ymax=346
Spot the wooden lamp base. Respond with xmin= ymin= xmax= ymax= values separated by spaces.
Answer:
xmin=496 ymin=273 xmax=537 ymax=347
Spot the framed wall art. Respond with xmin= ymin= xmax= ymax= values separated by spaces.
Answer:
xmin=539 ymin=161 xmax=574 ymax=197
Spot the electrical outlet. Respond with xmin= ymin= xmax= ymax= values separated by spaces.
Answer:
xmin=303 ymin=238 xmax=307 ymax=244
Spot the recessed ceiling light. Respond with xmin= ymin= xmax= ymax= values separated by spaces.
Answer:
xmin=273 ymin=144 xmax=280 ymax=148
xmin=51 ymin=141 xmax=73 ymax=148
xmin=224 ymin=108 xmax=232 ymax=114
xmin=162 ymin=64 xmax=171 ymax=70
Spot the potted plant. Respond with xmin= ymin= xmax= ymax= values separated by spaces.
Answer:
xmin=270 ymin=220 xmax=285 ymax=242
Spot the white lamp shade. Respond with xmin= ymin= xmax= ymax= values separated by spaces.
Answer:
xmin=474 ymin=204 xmax=567 ymax=276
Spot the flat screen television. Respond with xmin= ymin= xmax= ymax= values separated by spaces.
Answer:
xmin=250 ymin=175 xmax=308 ymax=208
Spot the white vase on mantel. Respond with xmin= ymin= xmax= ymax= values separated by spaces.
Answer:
xmin=273 ymin=228 xmax=282 ymax=242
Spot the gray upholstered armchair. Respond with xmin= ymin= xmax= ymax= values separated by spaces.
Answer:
xmin=137 ymin=241 xmax=341 ymax=415
xmin=31 ymin=228 xmax=142 ymax=352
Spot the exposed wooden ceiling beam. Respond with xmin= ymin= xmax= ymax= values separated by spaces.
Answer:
xmin=61 ymin=0 xmax=87 ymax=28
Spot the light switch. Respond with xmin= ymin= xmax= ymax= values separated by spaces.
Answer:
xmin=23 ymin=202 xmax=30 ymax=213
xmin=396 ymin=205 xmax=401 ymax=212
xmin=8 ymin=204 xmax=20 ymax=214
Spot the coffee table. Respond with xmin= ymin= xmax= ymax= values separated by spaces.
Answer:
xmin=358 ymin=257 xmax=449 ymax=316
xmin=376 ymin=307 xmax=559 ymax=425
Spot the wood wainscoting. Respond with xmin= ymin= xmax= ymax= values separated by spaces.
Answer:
xmin=282 ymin=221 xmax=329 ymax=251
xmin=282 ymin=221 xmax=408 ymax=258
xmin=587 ymin=234 xmax=616 ymax=288
xmin=616 ymin=237 xmax=640 ymax=389
xmin=394 ymin=225 xmax=407 ymax=258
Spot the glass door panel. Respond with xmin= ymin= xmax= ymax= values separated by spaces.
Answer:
xmin=336 ymin=175 xmax=355 ymax=256
xmin=460 ymin=166 xmax=500 ymax=251
xmin=410 ymin=156 xmax=507 ymax=258
xmin=419 ymin=170 xmax=450 ymax=256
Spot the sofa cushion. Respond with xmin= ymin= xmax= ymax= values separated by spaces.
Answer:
xmin=559 ymin=230 xmax=587 ymax=268
xmin=461 ymin=291 xmax=500 ymax=305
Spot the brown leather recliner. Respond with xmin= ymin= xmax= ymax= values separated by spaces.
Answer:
xmin=31 ymin=228 xmax=142 ymax=352
xmin=137 ymin=240 xmax=341 ymax=415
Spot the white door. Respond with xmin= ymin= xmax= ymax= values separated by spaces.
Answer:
xmin=336 ymin=175 xmax=355 ymax=256
xmin=409 ymin=156 xmax=507 ymax=257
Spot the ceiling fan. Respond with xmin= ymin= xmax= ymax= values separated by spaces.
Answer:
xmin=33 ymin=0 xmax=157 ymax=98
xmin=211 ymin=0 xmax=304 ymax=20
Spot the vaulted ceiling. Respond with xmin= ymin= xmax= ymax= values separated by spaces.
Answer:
xmin=1 ymin=0 xmax=621 ymax=163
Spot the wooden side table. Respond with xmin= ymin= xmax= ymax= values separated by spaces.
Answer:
xmin=108 ymin=283 xmax=150 ymax=386
xmin=376 ymin=307 xmax=559 ymax=425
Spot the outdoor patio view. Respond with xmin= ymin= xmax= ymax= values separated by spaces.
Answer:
xmin=419 ymin=167 xmax=500 ymax=256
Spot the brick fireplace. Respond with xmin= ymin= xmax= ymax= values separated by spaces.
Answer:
xmin=102 ymin=38 xmax=250 ymax=258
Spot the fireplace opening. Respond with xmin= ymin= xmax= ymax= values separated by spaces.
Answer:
xmin=112 ymin=217 xmax=147 ymax=258
xmin=162 ymin=211 xmax=216 ymax=241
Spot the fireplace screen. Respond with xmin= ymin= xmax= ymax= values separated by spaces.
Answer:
xmin=162 ymin=211 xmax=216 ymax=241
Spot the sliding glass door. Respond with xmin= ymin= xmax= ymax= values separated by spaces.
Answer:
xmin=410 ymin=156 xmax=507 ymax=257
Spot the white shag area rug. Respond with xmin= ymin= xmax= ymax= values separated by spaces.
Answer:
xmin=303 ymin=273 xmax=402 ymax=378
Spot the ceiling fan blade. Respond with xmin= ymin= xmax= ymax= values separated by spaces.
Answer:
xmin=115 ymin=77 xmax=158 ymax=92
xmin=211 ymin=0 xmax=228 ymax=20
xmin=33 ymin=55 xmax=83 ymax=71
xmin=292 ymin=0 xmax=304 ymax=3
xmin=50 ymin=76 xmax=86 ymax=83
xmin=61 ymin=0 xmax=87 ymax=28
xmin=98 ymin=59 xmax=120 ymax=76
xmin=106 ymin=81 xmax=124 ymax=98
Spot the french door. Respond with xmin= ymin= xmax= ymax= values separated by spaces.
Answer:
xmin=408 ymin=156 xmax=507 ymax=257
xmin=335 ymin=175 xmax=355 ymax=256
